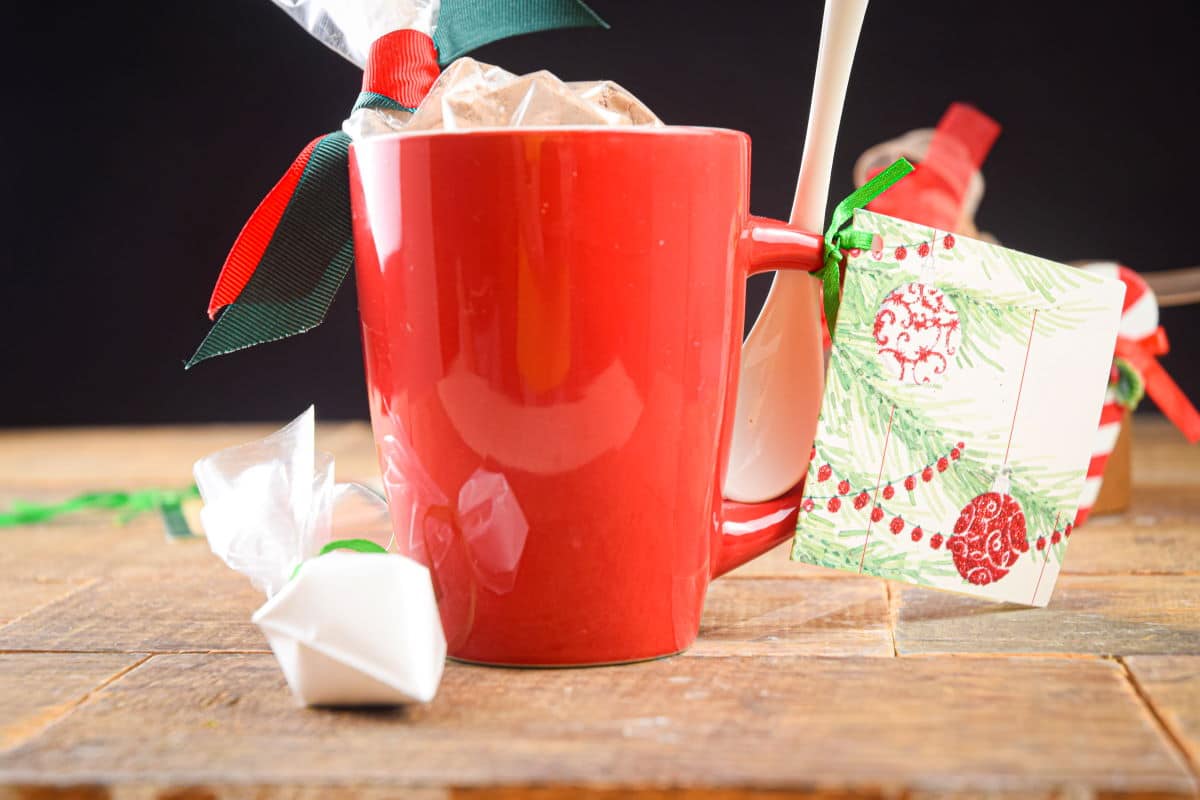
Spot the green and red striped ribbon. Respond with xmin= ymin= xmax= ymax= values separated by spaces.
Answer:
xmin=188 ymin=0 xmax=607 ymax=368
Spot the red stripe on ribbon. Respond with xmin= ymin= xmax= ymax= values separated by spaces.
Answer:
xmin=1120 ymin=266 xmax=1147 ymax=311
xmin=1098 ymin=402 xmax=1124 ymax=427
xmin=1086 ymin=452 xmax=1110 ymax=478
xmin=1116 ymin=328 xmax=1200 ymax=444
xmin=363 ymin=29 xmax=440 ymax=109
xmin=207 ymin=137 xmax=322 ymax=318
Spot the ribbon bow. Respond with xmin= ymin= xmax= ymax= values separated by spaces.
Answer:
xmin=1115 ymin=323 xmax=1200 ymax=444
xmin=188 ymin=0 xmax=606 ymax=367
xmin=820 ymin=158 xmax=915 ymax=334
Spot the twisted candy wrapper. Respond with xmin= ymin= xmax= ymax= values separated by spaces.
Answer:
xmin=194 ymin=408 xmax=446 ymax=706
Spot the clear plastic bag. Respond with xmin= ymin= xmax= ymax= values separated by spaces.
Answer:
xmin=344 ymin=57 xmax=661 ymax=140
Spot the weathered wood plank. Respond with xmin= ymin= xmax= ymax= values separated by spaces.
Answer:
xmin=0 ymin=654 xmax=1192 ymax=796
xmin=1066 ymin=490 xmax=1200 ymax=574
xmin=0 ymin=579 xmax=92 ymax=626
xmin=895 ymin=576 xmax=1200 ymax=656
xmin=1130 ymin=416 xmax=1200 ymax=488
xmin=691 ymin=578 xmax=891 ymax=657
xmin=0 ymin=653 xmax=145 ymax=751
xmin=1126 ymin=656 xmax=1200 ymax=775
xmin=0 ymin=573 xmax=264 ymax=653
xmin=0 ymin=519 xmax=213 ymax=583
xmin=0 ymin=421 xmax=379 ymax=490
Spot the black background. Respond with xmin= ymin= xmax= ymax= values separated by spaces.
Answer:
xmin=5 ymin=1 xmax=1198 ymax=426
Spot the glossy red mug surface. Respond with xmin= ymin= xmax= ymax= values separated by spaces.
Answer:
xmin=350 ymin=127 xmax=821 ymax=665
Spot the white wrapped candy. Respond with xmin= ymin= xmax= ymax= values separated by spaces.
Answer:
xmin=194 ymin=407 xmax=446 ymax=707
xmin=254 ymin=551 xmax=445 ymax=705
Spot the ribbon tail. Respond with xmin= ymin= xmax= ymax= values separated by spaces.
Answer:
xmin=433 ymin=0 xmax=608 ymax=65
xmin=1127 ymin=352 xmax=1200 ymax=444
xmin=207 ymin=138 xmax=323 ymax=318
xmin=188 ymin=132 xmax=355 ymax=368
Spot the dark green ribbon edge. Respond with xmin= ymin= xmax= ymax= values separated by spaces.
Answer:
xmin=188 ymin=3 xmax=609 ymax=367
xmin=187 ymin=132 xmax=354 ymax=368
xmin=433 ymin=0 xmax=608 ymax=65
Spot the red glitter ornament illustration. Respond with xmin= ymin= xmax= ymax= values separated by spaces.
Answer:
xmin=873 ymin=281 xmax=961 ymax=384
xmin=946 ymin=471 xmax=1030 ymax=586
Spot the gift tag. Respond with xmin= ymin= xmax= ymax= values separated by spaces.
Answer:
xmin=792 ymin=211 xmax=1124 ymax=605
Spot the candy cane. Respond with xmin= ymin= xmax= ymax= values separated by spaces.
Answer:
xmin=1076 ymin=263 xmax=1163 ymax=526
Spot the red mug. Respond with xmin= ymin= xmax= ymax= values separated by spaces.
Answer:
xmin=350 ymin=127 xmax=821 ymax=665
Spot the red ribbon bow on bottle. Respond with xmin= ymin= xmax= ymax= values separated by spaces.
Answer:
xmin=1107 ymin=266 xmax=1200 ymax=443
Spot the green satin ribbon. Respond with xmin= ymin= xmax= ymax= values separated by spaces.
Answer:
xmin=820 ymin=158 xmax=915 ymax=334
xmin=0 ymin=486 xmax=200 ymax=538
xmin=433 ymin=0 xmax=608 ymax=63
xmin=1113 ymin=356 xmax=1146 ymax=410
xmin=290 ymin=538 xmax=390 ymax=580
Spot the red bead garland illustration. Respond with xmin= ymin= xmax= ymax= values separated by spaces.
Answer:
xmin=802 ymin=441 xmax=966 ymax=510
xmin=803 ymin=442 xmax=1076 ymax=585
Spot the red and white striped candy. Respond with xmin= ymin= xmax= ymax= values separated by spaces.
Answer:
xmin=1075 ymin=262 xmax=1157 ymax=526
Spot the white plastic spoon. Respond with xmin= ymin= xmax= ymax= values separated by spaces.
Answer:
xmin=725 ymin=0 xmax=870 ymax=503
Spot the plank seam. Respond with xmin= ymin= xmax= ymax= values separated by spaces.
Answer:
xmin=1 ymin=653 xmax=152 ymax=753
xmin=1118 ymin=656 xmax=1200 ymax=789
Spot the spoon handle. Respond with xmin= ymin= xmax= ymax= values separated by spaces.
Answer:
xmin=793 ymin=0 xmax=870 ymax=231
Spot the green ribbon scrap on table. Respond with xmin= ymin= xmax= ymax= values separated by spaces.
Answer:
xmin=0 ymin=486 xmax=201 ymax=539
xmin=820 ymin=158 xmax=915 ymax=334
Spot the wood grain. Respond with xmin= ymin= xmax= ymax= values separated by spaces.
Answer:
xmin=1126 ymin=656 xmax=1200 ymax=774
xmin=691 ymin=578 xmax=891 ymax=657
xmin=0 ymin=579 xmax=91 ymax=626
xmin=0 ymin=654 xmax=1193 ymax=796
xmin=0 ymin=519 xmax=214 ymax=582
xmin=895 ymin=576 xmax=1200 ymax=656
xmin=0 ymin=421 xmax=379 ymax=490
xmin=1130 ymin=417 xmax=1200 ymax=488
xmin=0 ymin=653 xmax=145 ymax=750
xmin=0 ymin=573 xmax=264 ymax=654
xmin=0 ymin=415 xmax=1197 ymax=796
xmin=1065 ymin=493 xmax=1200 ymax=574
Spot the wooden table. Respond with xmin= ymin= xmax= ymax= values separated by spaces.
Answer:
xmin=1 ymin=418 xmax=1197 ymax=798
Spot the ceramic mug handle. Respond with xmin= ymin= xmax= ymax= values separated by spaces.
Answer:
xmin=712 ymin=216 xmax=823 ymax=578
